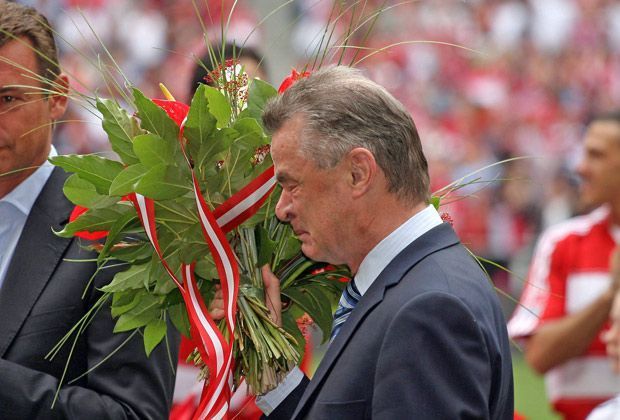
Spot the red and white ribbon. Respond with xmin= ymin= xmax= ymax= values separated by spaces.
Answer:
xmin=128 ymin=99 xmax=277 ymax=419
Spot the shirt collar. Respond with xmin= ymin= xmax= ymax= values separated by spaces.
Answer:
xmin=354 ymin=204 xmax=443 ymax=295
xmin=0 ymin=146 xmax=57 ymax=216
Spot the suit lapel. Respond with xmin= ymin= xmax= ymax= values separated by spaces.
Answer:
xmin=292 ymin=223 xmax=460 ymax=419
xmin=0 ymin=168 xmax=73 ymax=357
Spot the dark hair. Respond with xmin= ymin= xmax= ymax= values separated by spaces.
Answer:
xmin=263 ymin=66 xmax=430 ymax=205
xmin=0 ymin=1 xmax=60 ymax=81
xmin=591 ymin=110 xmax=620 ymax=127
xmin=189 ymin=42 xmax=263 ymax=93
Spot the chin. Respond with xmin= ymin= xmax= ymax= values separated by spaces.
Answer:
xmin=578 ymin=195 xmax=604 ymax=212
xmin=300 ymin=244 xmax=326 ymax=263
xmin=300 ymin=244 xmax=317 ymax=260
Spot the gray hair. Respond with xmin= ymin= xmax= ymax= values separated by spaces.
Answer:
xmin=263 ymin=66 xmax=429 ymax=204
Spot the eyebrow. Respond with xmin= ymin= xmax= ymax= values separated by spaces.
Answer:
xmin=0 ymin=86 xmax=29 ymax=94
xmin=275 ymin=170 xmax=295 ymax=184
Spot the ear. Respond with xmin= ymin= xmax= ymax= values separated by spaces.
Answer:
xmin=347 ymin=147 xmax=376 ymax=198
xmin=48 ymin=74 xmax=69 ymax=120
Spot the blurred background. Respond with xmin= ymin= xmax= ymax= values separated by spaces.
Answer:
xmin=19 ymin=0 xmax=620 ymax=418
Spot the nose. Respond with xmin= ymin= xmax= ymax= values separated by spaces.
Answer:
xmin=576 ymin=158 xmax=587 ymax=179
xmin=275 ymin=189 xmax=292 ymax=222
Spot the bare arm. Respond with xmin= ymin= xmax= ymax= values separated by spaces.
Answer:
xmin=525 ymin=289 xmax=614 ymax=373
xmin=526 ymin=247 xmax=620 ymax=374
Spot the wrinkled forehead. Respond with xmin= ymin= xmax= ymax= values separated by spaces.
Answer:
xmin=271 ymin=114 xmax=307 ymax=156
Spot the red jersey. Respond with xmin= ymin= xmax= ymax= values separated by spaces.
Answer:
xmin=508 ymin=206 xmax=620 ymax=420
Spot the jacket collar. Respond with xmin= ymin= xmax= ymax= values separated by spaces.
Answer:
xmin=0 ymin=167 xmax=73 ymax=357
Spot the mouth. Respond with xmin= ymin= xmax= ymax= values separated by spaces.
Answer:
xmin=293 ymin=229 xmax=308 ymax=238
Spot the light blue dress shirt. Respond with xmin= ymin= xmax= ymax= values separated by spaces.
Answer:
xmin=0 ymin=148 xmax=56 ymax=290
xmin=256 ymin=204 xmax=443 ymax=414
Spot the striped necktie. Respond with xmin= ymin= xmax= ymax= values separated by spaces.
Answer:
xmin=330 ymin=278 xmax=361 ymax=342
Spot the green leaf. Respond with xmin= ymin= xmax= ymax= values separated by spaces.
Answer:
xmin=154 ymin=199 xmax=197 ymax=226
xmin=133 ymin=88 xmax=179 ymax=142
xmin=101 ymin=263 xmax=149 ymax=293
xmin=168 ymin=303 xmax=191 ymax=338
xmin=63 ymin=174 xmax=119 ymax=208
xmin=430 ymin=195 xmax=440 ymax=210
xmin=144 ymin=318 xmax=167 ymax=356
xmin=109 ymin=163 xmax=148 ymax=196
xmin=239 ymin=78 xmax=278 ymax=126
xmin=113 ymin=293 xmax=161 ymax=332
xmin=203 ymin=85 xmax=231 ymax=129
xmin=195 ymin=127 xmax=237 ymax=174
xmin=96 ymin=210 xmax=139 ymax=266
xmin=96 ymin=98 xmax=140 ymax=165
xmin=109 ymin=242 xmax=153 ymax=263
xmin=174 ymin=223 xmax=210 ymax=264
xmin=232 ymin=118 xmax=268 ymax=149
xmin=133 ymin=133 xmax=178 ymax=168
xmin=134 ymin=164 xmax=191 ymax=200
xmin=184 ymin=84 xmax=217 ymax=158
xmin=256 ymin=225 xmax=276 ymax=267
xmin=55 ymin=204 xmax=133 ymax=238
xmin=281 ymin=310 xmax=306 ymax=361
xmin=195 ymin=255 xmax=218 ymax=280
xmin=151 ymin=260 xmax=177 ymax=295
xmin=50 ymin=154 xmax=124 ymax=195
xmin=111 ymin=289 xmax=142 ymax=317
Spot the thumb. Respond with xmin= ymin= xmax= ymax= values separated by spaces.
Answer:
xmin=262 ymin=264 xmax=282 ymax=327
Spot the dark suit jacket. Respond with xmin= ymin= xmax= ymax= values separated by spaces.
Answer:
xmin=0 ymin=168 xmax=179 ymax=419
xmin=270 ymin=223 xmax=514 ymax=419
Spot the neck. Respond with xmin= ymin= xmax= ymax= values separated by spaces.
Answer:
xmin=610 ymin=201 xmax=620 ymax=225
xmin=348 ymin=198 xmax=427 ymax=274
xmin=0 ymin=167 xmax=38 ymax=199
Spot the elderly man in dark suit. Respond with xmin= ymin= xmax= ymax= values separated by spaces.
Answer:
xmin=0 ymin=2 xmax=178 ymax=418
xmin=252 ymin=66 xmax=514 ymax=419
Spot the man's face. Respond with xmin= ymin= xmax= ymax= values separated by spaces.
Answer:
xmin=271 ymin=115 xmax=352 ymax=265
xmin=0 ymin=38 xmax=67 ymax=195
xmin=576 ymin=120 xmax=620 ymax=209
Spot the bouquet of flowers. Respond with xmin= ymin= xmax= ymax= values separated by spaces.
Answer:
xmin=40 ymin=2 xmax=526 ymax=418
xmin=50 ymin=59 xmax=349 ymax=415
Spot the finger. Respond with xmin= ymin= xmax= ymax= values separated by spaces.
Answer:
xmin=210 ymin=308 xmax=226 ymax=320
xmin=208 ymin=286 xmax=225 ymax=320
xmin=262 ymin=264 xmax=282 ymax=327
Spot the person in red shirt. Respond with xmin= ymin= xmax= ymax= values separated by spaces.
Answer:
xmin=509 ymin=111 xmax=620 ymax=420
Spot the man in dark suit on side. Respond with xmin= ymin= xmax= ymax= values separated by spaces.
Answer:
xmin=0 ymin=2 xmax=178 ymax=418
xmin=252 ymin=66 xmax=514 ymax=419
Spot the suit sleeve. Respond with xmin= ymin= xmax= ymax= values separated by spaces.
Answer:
xmin=0 ymin=290 xmax=180 ymax=420
xmin=262 ymin=375 xmax=310 ymax=420
xmin=372 ymin=292 xmax=494 ymax=419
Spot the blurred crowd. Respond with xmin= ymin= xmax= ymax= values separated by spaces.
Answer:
xmin=22 ymin=0 xmax=620 ymax=303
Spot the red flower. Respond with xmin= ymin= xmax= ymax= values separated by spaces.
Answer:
xmin=440 ymin=212 xmax=454 ymax=226
xmin=69 ymin=195 xmax=132 ymax=240
xmin=69 ymin=205 xmax=109 ymax=240
xmin=278 ymin=68 xmax=311 ymax=94
xmin=152 ymin=99 xmax=190 ymax=127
